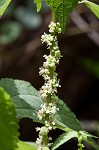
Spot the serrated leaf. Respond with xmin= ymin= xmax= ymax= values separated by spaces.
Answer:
xmin=0 ymin=87 xmax=19 ymax=150
xmin=0 ymin=78 xmax=82 ymax=131
xmin=34 ymin=0 xmax=42 ymax=12
xmin=56 ymin=3 xmax=67 ymax=32
xmin=46 ymin=0 xmax=54 ymax=7
xmin=81 ymin=0 xmax=99 ymax=19
xmin=17 ymin=141 xmax=37 ymax=150
xmin=0 ymin=78 xmax=42 ymax=121
xmin=51 ymin=130 xmax=78 ymax=150
xmin=48 ymin=0 xmax=79 ymax=32
xmin=0 ymin=0 xmax=11 ymax=16
xmin=54 ymin=98 xmax=82 ymax=131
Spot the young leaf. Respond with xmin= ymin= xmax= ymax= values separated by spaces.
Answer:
xmin=0 ymin=87 xmax=19 ymax=150
xmin=0 ymin=78 xmax=82 ymax=131
xmin=56 ymin=3 xmax=68 ymax=33
xmin=46 ymin=0 xmax=53 ymax=7
xmin=83 ymin=137 xmax=99 ymax=150
xmin=79 ymin=131 xmax=99 ymax=150
xmin=80 ymin=0 xmax=99 ymax=19
xmin=46 ymin=0 xmax=79 ymax=32
xmin=17 ymin=141 xmax=37 ymax=150
xmin=51 ymin=130 xmax=78 ymax=150
xmin=0 ymin=0 xmax=11 ymax=16
xmin=34 ymin=0 xmax=42 ymax=12
xmin=77 ymin=131 xmax=99 ymax=150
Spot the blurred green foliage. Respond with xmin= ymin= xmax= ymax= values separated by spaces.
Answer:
xmin=0 ymin=21 xmax=22 ymax=44
xmin=0 ymin=0 xmax=49 ymax=45
xmin=81 ymin=59 xmax=99 ymax=79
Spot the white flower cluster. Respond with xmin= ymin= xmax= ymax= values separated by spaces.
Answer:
xmin=36 ymin=126 xmax=51 ymax=150
xmin=49 ymin=22 xmax=62 ymax=33
xmin=41 ymin=21 xmax=61 ymax=50
xmin=37 ymin=103 xmax=58 ymax=121
xmin=39 ymin=76 xmax=60 ymax=100
xmin=41 ymin=33 xmax=54 ymax=46
xmin=36 ymin=21 xmax=62 ymax=150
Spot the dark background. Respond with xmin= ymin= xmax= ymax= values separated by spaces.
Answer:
xmin=0 ymin=0 xmax=99 ymax=149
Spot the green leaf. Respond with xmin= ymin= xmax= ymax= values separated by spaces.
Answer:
xmin=56 ymin=3 xmax=68 ymax=33
xmin=25 ymin=142 xmax=37 ymax=150
xmin=46 ymin=0 xmax=79 ymax=32
xmin=0 ymin=0 xmax=6 ymax=6
xmin=46 ymin=0 xmax=53 ymax=7
xmin=83 ymin=137 xmax=99 ymax=150
xmin=0 ymin=0 xmax=11 ymax=16
xmin=34 ymin=0 xmax=42 ymax=12
xmin=0 ymin=78 xmax=42 ymax=121
xmin=79 ymin=130 xmax=97 ymax=139
xmin=0 ymin=87 xmax=19 ymax=150
xmin=17 ymin=141 xmax=37 ymax=150
xmin=78 ymin=131 xmax=99 ymax=150
xmin=51 ymin=130 xmax=78 ymax=150
xmin=79 ymin=131 xmax=99 ymax=150
xmin=0 ymin=78 xmax=82 ymax=131
xmin=52 ymin=130 xmax=99 ymax=150
xmin=54 ymin=98 xmax=82 ymax=131
xmin=0 ymin=21 xmax=22 ymax=45
xmin=80 ymin=0 xmax=99 ymax=19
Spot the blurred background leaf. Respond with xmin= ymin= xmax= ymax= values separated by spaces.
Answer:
xmin=14 ymin=7 xmax=42 ymax=29
xmin=0 ymin=21 xmax=22 ymax=45
xmin=80 ymin=58 xmax=99 ymax=79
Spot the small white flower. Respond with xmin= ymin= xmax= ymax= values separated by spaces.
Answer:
xmin=49 ymin=137 xmax=52 ymax=141
xmin=36 ymin=138 xmax=42 ymax=145
xmin=39 ymin=67 xmax=45 ymax=75
xmin=51 ymin=106 xmax=57 ymax=114
xmin=40 ymin=126 xmax=49 ymax=135
xmin=49 ymin=62 xmax=55 ymax=67
xmin=43 ymin=61 xmax=49 ymax=68
xmin=58 ymin=28 xmax=62 ymax=33
xmin=43 ymin=55 xmax=48 ymax=59
xmin=48 ymin=126 xmax=52 ymax=130
xmin=52 ymin=121 xmax=56 ymax=126
xmin=36 ymin=127 xmax=41 ymax=132
xmin=49 ymin=29 xmax=54 ymax=33
xmin=41 ymin=93 xmax=47 ymax=99
xmin=37 ymin=114 xmax=42 ymax=120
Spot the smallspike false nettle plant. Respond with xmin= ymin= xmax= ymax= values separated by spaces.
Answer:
xmin=0 ymin=0 xmax=99 ymax=150
xmin=36 ymin=22 xmax=62 ymax=150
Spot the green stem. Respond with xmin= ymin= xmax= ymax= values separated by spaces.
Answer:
xmin=78 ymin=135 xmax=84 ymax=150
xmin=52 ymin=9 xmax=56 ymax=22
